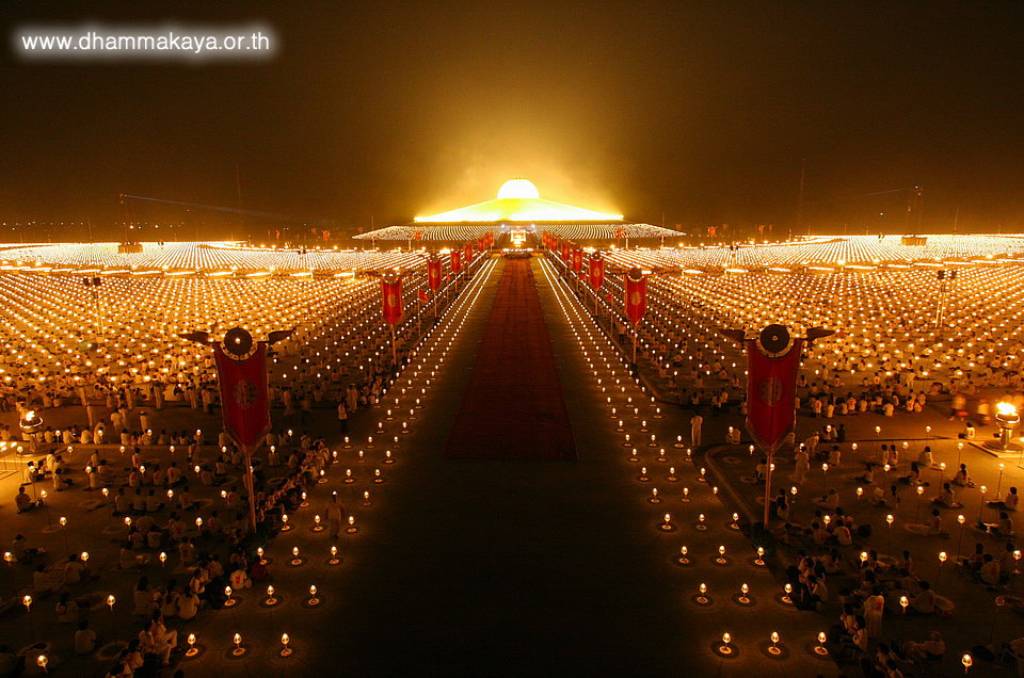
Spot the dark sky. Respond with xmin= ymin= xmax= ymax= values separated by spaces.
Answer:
xmin=2 ymin=1 xmax=1023 ymax=236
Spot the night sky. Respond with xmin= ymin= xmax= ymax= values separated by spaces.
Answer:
xmin=2 ymin=1 xmax=1023 ymax=236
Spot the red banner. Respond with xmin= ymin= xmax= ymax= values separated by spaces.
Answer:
xmin=214 ymin=343 xmax=271 ymax=449
xmin=589 ymin=255 xmax=605 ymax=290
xmin=418 ymin=289 xmax=429 ymax=303
xmin=463 ymin=243 xmax=473 ymax=264
xmin=744 ymin=332 xmax=804 ymax=454
xmin=624 ymin=268 xmax=647 ymax=325
xmin=561 ymin=241 xmax=571 ymax=261
xmin=450 ymin=250 xmax=462 ymax=274
xmin=427 ymin=258 xmax=442 ymax=291
xmin=571 ymin=248 xmax=583 ymax=273
xmin=381 ymin=278 xmax=403 ymax=325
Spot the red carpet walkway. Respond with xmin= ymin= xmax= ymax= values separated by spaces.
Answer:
xmin=445 ymin=259 xmax=577 ymax=460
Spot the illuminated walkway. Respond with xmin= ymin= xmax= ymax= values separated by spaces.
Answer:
xmin=445 ymin=258 xmax=576 ymax=460
xmin=312 ymin=258 xmax=696 ymax=675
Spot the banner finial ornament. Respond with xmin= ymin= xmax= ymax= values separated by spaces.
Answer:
xmin=222 ymin=327 xmax=256 ymax=360
xmin=757 ymin=323 xmax=793 ymax=358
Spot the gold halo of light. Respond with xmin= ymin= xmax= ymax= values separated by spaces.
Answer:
xmin=414 ymin=178 xmax=623 ymax=223
xmin=496 ymin=178 xmax=540 ymax=200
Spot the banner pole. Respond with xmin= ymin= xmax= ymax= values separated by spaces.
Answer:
xmin=243 ymin=443 xmax=258 ymax=534
xmin=632 ymin=330 xmax=638 ymax=364
xmin=390 ymin=324 xmax=397 ymax=366
xmin=763 ymin=450 xmax=773 ymax=527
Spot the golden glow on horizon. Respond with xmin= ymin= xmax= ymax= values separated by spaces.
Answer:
xmin=414 ymin=178 xmax=623 ymax=223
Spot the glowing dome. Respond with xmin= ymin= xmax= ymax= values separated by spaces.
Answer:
xmin=414 ymin=179 xmax=623 ymax=223
xmin=496 ymin=179 xmax=540 ymax=200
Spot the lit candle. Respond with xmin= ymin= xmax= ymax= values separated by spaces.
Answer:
xmin=280 ymin=633 xmax=293 ymax=657
xmin=185 ymin=633 xmax=199 ymax=657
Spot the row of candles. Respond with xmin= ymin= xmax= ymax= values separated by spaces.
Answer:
xmin=543 ymin=256 xmax=869 ymax=665
xmin=155 ymin=255 xmax=500 ymax=661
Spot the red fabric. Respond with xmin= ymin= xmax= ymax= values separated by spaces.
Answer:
xmin=450 ymin=250 xmax=462 ymax=274
xmin=214 ymin=343 xmax=271 ymax=448
xmin=745 ymin=338 xmax=804 ymax=453
xmin=445 ymin=260 xmax=576 ymax=460
xmin=624 ymin=269 xmax=647 ymax=325
xmin=589 ymin=256 xmax=605 ymax=290
xmin=463 ymin=243 xmax=473 ymax=264
xmin=571 ymin=249 xmax=583 ymax=273
xmin=418 ymin=289 xmax=429 ymax=302
xmin=427 ymin=258 xmax=442 ymax=291
xmin=381 ymin=278 xmax=403 ymax=325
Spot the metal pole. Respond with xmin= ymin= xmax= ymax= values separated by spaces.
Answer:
xmin=763 ymin=451 xmax=773 ymax=526
xmin=390 ymin=325 xmax=398 ymax=366
xmin=242 ymin=444 xmax=258 ymax=534
xmin=935 ymin=277 xmax=948 ymax=327
xmin=797 ymin=158 xmax=806 ymax=236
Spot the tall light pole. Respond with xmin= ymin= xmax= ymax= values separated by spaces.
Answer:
xmin=83 ymin=276 xmax=103 ymax=335
xmin=797 ymin=158 xmax=806 ymax=237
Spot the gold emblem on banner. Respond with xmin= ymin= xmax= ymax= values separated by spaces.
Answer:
xmin=758 ymin=378 xmax=783 ymax=404
xmin=233 ymin=380 xmax=257 ymax=409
